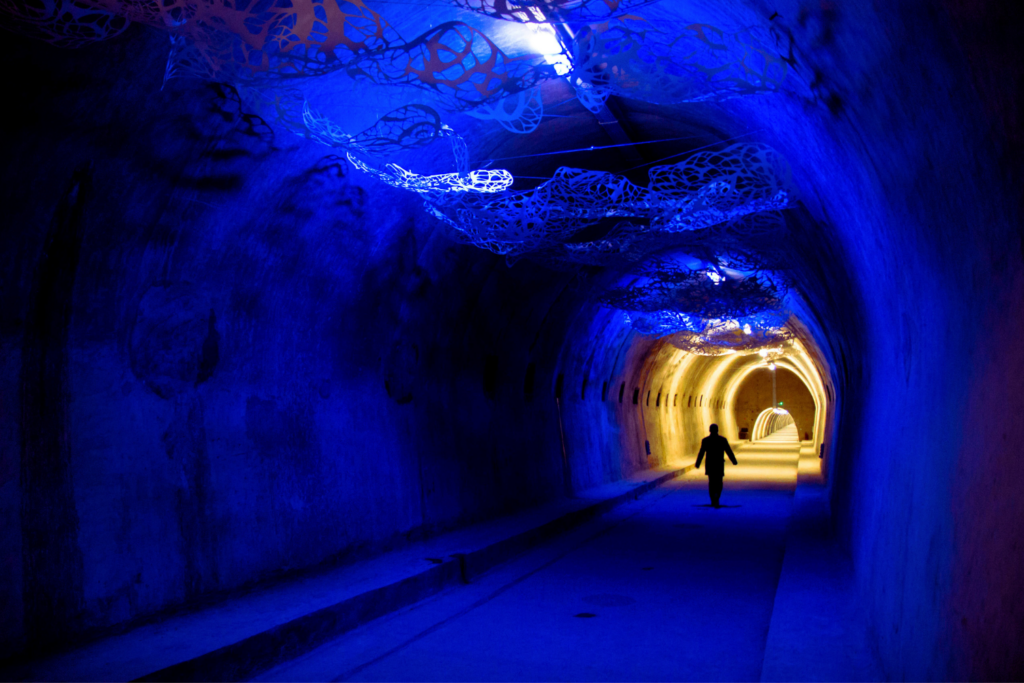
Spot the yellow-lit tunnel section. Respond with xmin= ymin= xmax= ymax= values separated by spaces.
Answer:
xmin=626 ymin=323 xmax=833 ymax=490
xmin=752 ymin=408 xmax=794 ymax=440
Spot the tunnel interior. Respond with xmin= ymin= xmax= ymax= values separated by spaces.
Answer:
xmin=1 ymin=0 xmax=1023 ymax=680
xmin=734 ymin=365 xmax=817 ymax=440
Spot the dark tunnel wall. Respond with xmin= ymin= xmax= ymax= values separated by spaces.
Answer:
xmin=726 ymin=1 xmax=1024 ymax=678
xmin=1 ymin=0 xmax=1023 ymax=679
xmin=0 ymin=28 xmax=679 ymax=655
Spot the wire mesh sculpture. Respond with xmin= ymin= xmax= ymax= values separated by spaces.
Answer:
xmin=600 ymin=263 xmax=782 ymax=320
xmin=571 ymin=18 xmax=789 ymax=112
xmin=548 ymin=211 xmax=790 ymax=272
xmin=422 ymin=143 xmax=794 ymax=260
xmin=0 ymin=0 xmax=128 ymax=48
xmin=466 ymin=87 xmax=545 ymax=134
xmin=665 ymin=324 xmax=794 ymax=356
xmin=302 ymin=103 xmax=445 ymax=157
xmin=600 ymin=256 xmax=793 ymax=355
xmin=0 ymin=0 xmax=801 ymax=355
xmin=348 ymin=154 xmax=512 ymax=194
xmin=2 ymin=0 xmax=790 ymax=141
xmin=623 ymin=301 xmax=792 ymax=354
xmin=451 ymin=0 xmax=659 ymax=24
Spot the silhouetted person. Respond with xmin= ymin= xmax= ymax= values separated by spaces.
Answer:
xmin=696 ymin=424 xmax=737 ymax=508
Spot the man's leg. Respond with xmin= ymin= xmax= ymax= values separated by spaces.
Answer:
xmin=709 ymin=476 xmax=723 ymax=507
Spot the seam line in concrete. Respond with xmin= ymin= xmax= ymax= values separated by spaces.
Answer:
xmin=135 ymin=465 xmax=694 ymax=682
xmin=332 ymin=466 xmax=693 ymax=682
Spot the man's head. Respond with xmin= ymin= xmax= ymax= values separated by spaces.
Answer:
xmin=709 ymin=424 xmax=719 ymax=435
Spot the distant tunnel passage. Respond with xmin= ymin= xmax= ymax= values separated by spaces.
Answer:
xmin=752 ymin=408 xmax=795 ymax=441
xmin=615 ymin=330 xmax=831 ymax=489
xmin=733 ymin=367 xmax=816 ymax=441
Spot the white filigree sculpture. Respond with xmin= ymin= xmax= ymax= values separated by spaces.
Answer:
xmin=347 ymin=155 xmax=513 ymax=195
xmin=424 ymin=144 xmax=794 ymax=259
xmin=572 ymin=19 xmax=789 ymax=112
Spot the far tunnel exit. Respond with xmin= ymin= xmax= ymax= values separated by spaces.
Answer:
xmin=733 ymin=367 xmax=816 ymax=442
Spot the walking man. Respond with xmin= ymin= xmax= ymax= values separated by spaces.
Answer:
xmin=695 ymin=424 xmax=738 ymax=508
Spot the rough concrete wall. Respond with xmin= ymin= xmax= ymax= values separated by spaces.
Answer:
xmin=714 ymin=1 xmax=1024 ymax=678
xmin=733 ymin=368 xmax=816 ymax=440
xmin=605 ymin=0 xmax=1024 ymax=676
xmin=0 ymin=29 xmax=655 ymax=657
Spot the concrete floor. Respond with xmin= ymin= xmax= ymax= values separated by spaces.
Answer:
xmin=257 ymin=427 xmax=881 ymax=682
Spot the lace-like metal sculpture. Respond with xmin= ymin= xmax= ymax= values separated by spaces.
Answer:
xmin=294 ymin=101 xmax=473 ymax=162
xmin=348 ymin=155 xmax=512 ymax=194
xmin=154 ymin=4 xmax=560 ymax=148
xmin=544 ymin=211 xmax=788 ymax=272
xmin=0 ymin=0 xmax=804 ymax=358
xmin=0 ymin=0 xmax=128 ymax=47
xmin=2 ymin=0 xmax=793 ymax=158
xmin=423 ymin=143 xmax=793 ymax=260
xmin=451 ymin=0 xmax=658 ymax=23
xmin=466 ymin=87 xmax=545 ymax=134
xmin=571 ymin=18 xmax=788 ymax=112
xmin=600 ymin=263 xmax=782 ymax=320
xmin=94 ymin=0 xmax=557 ymax=111
xmin=666 ymin=324 xmax=794 ymax=356
xmin=601 ymin=257 xmax=792 ymax=355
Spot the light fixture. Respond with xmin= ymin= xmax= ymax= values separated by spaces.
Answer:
xmin=526 ymin=25 xmax=572 ymax=75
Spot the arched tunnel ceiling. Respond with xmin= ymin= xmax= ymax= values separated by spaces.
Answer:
xmin=2 ymin=0 xmax=1023 ymax=679
xmin=1 ymin=0 xmax=813 ymax=356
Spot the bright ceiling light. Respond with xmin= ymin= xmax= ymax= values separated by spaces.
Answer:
xmin=527 ymin=26 xmax=572 ymax=76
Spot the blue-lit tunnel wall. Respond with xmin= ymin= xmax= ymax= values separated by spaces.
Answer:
xmin=1 ymin=1 xmax=1023 ymax=680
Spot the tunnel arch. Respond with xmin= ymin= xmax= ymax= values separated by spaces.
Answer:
xmin=1 ymin=2 xmax=1022 ymax=679
xmin=752 ymin=408 xmax=795 ymax=441
xmin=731 ymin=365 xmax=818 ymax=442
xmin=590 ymin=321 xmax=832 ymax=477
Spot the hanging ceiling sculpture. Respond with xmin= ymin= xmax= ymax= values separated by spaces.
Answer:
xmin=601 ymin=258 xmax=793 ymax=353
xmin=2 ymin=0 xmax=792 ymax=146
xmin=414 ymin=142 xmax=794 ymax=259
xmin=665 ymin=324 xmax=795 ymax=357
xmin=0 ymin=0 xmax=128 ymax=47
xmin=570 ymin=18 xmax=788 ymax=112
xmin=600 ymin=260 xmax=784 ymax=321
xmin=547 ymin=211 xmax=791 ymax=271
xmin=450 ymin=0 xmax=659 ymax=24
xmin=2 ymin=0 xmax=800 ymax=355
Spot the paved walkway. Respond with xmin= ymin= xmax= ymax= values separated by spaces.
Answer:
xmin=257 ymin=427 xmax=882 ymax=681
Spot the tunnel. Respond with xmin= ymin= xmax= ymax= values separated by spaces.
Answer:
xmin=1 ymin=0 xmax=1022 ymax=680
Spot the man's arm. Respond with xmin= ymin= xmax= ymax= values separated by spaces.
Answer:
xmin=725 ymin=440 xmax=737 ymax=465
xmin=696 ymin=442 xmax=706 ymax=469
